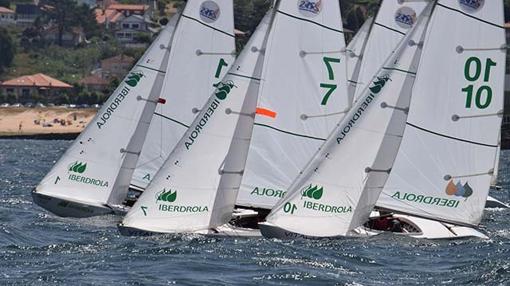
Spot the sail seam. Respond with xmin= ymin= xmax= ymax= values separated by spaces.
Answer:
xmin=227 ymin=72 xmax=261 ymax=81
xmin=436 ymin=3 xmax=504 ymax=30
xmin=254 ymin=123 xmax=326 ymax=141
xmin=181 ymin=14 xmax=235 ymax=38
xmin=374 ymin=22 xmax=405 ymax=36
xmin=276 ymin=10 xmax=343 ymax=34
xmin=154 ymin=112 xmax=190 ymax=128
xmin=382 ymin=67 xmax=416 ymax=75
xmin=406 ymin=122 xmax=498 ymax=148
xmin=136 ymin=64 xmax=166 ymax=74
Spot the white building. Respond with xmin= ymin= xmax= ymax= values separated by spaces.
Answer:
xmin=0 ymin=7 xmax=15 ymax=26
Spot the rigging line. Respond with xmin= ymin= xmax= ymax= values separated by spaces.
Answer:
xmin=136 ymin=64 xmax=166 ymax=74
xmin=406 ymin=122 xmax=498 ymax=148
xmin=180 ymin=14 xmax=235 ymax=38
xmin=436 ymin=3 xmax=504 ymax=30
xmin=154 ymin=112 xmax=190 ymax=129
xmin=227 ymin=72 xmax=261 ymax=81
xmin=382 ymin=67 xmax=417 ymax=75
xmin=129 ymin=183 xmax=146 ymax=191
xmin=374 ymin=22 xmax=406 ymax=36
xmin=276 ymin=10 xmax=343 ymax=34
xmin=254 ymin=123 xmax=326 ymax=141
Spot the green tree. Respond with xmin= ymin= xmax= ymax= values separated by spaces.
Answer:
xmin=0 ymin=0 xmax=10 ymax=8
xmin=0 ymin=28 xmax=15 ymax=73
xmin=39 ymin=0 xmax=99 ymax=46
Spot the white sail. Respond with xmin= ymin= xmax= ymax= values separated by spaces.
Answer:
xmin=491 ymin=134 xmax=501 ymax=186
xmin=129 ymin=0 xmax=236 ymax=191
xmin=236 ymin=0 xmax=350 ymax=210
xmin=346 ymin=16 xmax=373 ymax=101
xmin=120 ymin=11 xmax=273 ymax=233
xmin=353 ymin=0 xmax=428 ymax=102
xmin=32 ymin=21 xmax=177 ymax=216
xmin=376 ymin=0 xmax=506 ymax=226
xmin=261 ymin=4 xmax=433 ymax=237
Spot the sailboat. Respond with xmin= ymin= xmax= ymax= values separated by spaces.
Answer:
xmin=259 ymin=1 xmax=434 ymax=239
xmin=369 ymin=0 xmax=506 ymax=239
xmin=32 ymin=0 xmax=235 ymax=218
xmin=118 ymin=9 xmax=274 ymax=236
xmin=234 ymin=0 xmax=351 ymax=216
xmin=346 ymin=16 xmax=373 ymax=101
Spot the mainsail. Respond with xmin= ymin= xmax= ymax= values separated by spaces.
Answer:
xmin=129 ymin=0 xmax=235 ymax=191
xmin=260 ymin=3 xmax=433 ymax=237
xmin=376 ymin=0 xmax=506 ymax=226
xmin=236 ymin=0 xmax=350 ymax=210
xmin=120 ymin=11 xmax=273 ymax=233
xmin=32 ymin=20 xmax=177 ymax=217
xmin=353 ymin=0 xmax=428 ymax=102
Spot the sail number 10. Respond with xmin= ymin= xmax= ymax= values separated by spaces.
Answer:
xmin=462 ymin=57 xmax=497 ymax=109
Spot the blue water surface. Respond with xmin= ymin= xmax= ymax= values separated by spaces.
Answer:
xmin=0 ymin=139 xmax=509 ymax=285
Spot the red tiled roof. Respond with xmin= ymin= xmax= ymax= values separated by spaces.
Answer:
xmin=79 ymin=74 xmax=109 ymax=85
xmin=108 ymin=4 xmax=148 ymax=12
xmin=95 ymin=8 xmax=121 ymax=24
xmin=1 ymin=73 xmax=72 ymax=88
xmin=0 ymin=7 xmax=14 ymax=14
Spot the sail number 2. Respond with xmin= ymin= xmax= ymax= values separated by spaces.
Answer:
xmin=462 ymin=57 xmax=497 ymax=109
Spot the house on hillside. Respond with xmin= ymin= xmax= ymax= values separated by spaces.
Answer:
xmin=0 ymin=7 xmax=15 ymax=26
xmin=100 ymin=54 xmax=135 ymax=80
xmin=0 ymin=73 xmax=73 ymax=103
xmin=115 ymin=14 xmax=151 ymax=44
xmin=79 ymin=74 xmax=109 ymax=92
xmin=15 ymin=4 xmax=40 ymax=27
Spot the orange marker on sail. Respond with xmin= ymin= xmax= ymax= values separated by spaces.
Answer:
xmin=256 ymin=107 xmax=277 ymax=119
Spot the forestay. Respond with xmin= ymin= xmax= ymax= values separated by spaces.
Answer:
xmin=236 ymin=0 xmax=350 ymax=210
xmin=353 ymin=0 xmax=429 ymax=102
xmin=33 ymin=22 xmax=176 ymax=212
xmin=263 ymin=4 xmax=433 ymax=237
xmin=377 ymin=0 xmax=506 ymax=226
xmin=121 ymin=11 xmax=273 ymax=233
xmin=129 ymin=0 xmax=236 ymax=191
xmin=346 ymin=16 xmax=373 ymax=102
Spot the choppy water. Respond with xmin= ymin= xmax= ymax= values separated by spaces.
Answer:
xmin=0 ymin=139 xmax=509 ymax=285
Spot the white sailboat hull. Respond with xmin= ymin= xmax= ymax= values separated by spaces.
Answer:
xmin=485 ymin=196 xmax=509 ymax=209
xmin=117 ymin=222 xmax=261 ymax=238
xmin=31 ymin=190 xmax=115 ymax=218
xmin=259 ymin=214 xmax=488 ymax=240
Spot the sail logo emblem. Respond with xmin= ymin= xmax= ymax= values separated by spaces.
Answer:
xmin=459 ymin=0 xmax=484 ymax=13
xmin=156 ymin=189 xmax=177 ymax=203
xmin=124 ymin=72 xmax=143 ymax=87
xmin=445 ymin=180 xmax=473 ymax=200
xmin=68 ymin=161 xmax=87 ymax=174
xmin=298 ymin=0 xmax=322 ymax=17
xmin=301 ymin=184 xmax=323 ymax=200
xmin=368 ymin=75 xmax=391 ymax=94
xmin=213 ymin=80 xmax=236 ymax=100
xmin=395 ymin=7 xmax=416 ymax=29
xmin=200 ymin=1 xmax=220 ymax=23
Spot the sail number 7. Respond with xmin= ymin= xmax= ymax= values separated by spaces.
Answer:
xmin=462 ymin=57 xmax=497 ymax=109
xmin=320 ymin=57 xmax=341 ymax=105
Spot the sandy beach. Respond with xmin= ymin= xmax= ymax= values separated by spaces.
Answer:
xmin=0 ymin=107 xmax=96 ymax=136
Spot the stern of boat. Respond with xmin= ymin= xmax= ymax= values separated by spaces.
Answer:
xmin=31 ymin=189 xmax=113 ymax=218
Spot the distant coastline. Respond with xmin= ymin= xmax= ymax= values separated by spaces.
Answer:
xmin=0 ymin=107 xmax=95 ymax=140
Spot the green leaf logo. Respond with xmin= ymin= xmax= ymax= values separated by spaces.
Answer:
xmin=156 ymin=189 xmax=177 ymax=203
xmin=125 ymin=72 xmax=144 ymax=87
xmin=301 ymin=184 xmax=324 ymax=200
xmin=69 ymin=161 xmax=87 ymax=174
xmin=213 ymin=80 xmax=236 ymax=100
xmin=369 ymin=75 xmax=391 ymax=94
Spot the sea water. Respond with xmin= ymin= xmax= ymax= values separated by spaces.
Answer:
xmin=0 ymin=139 xmax=509 ymax=285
